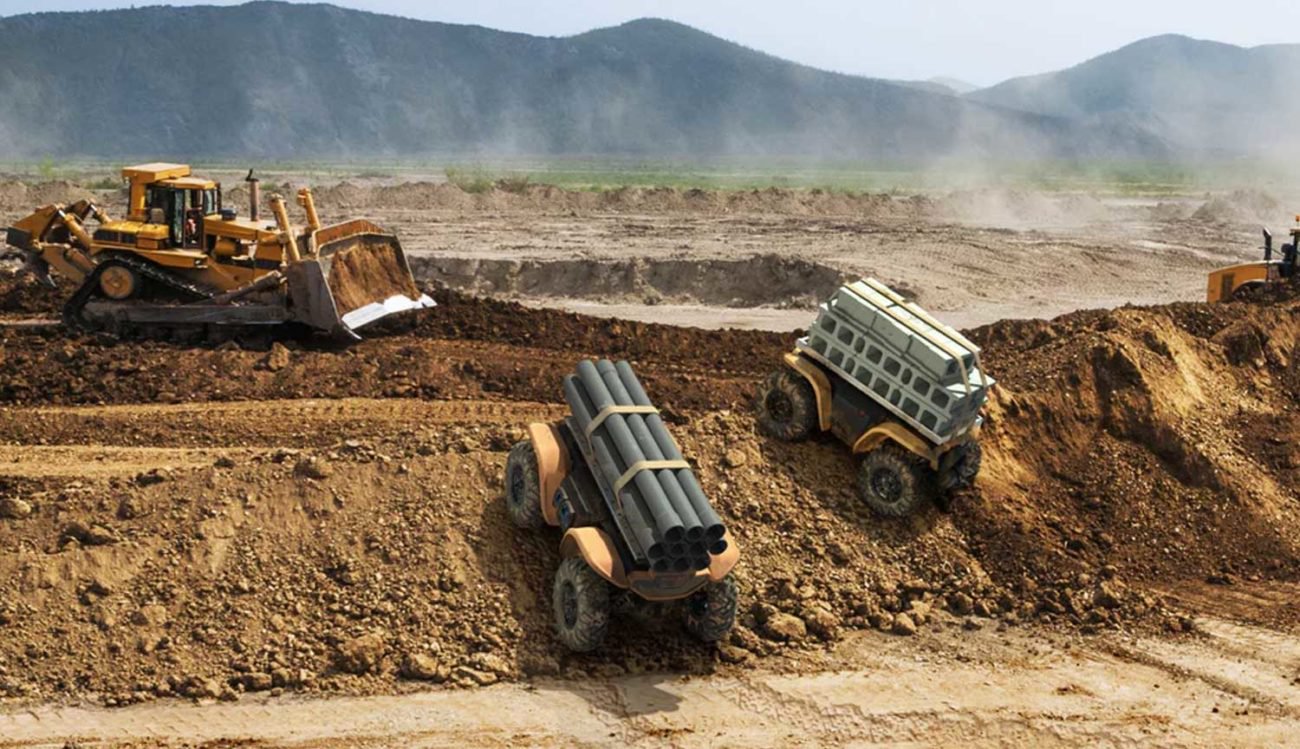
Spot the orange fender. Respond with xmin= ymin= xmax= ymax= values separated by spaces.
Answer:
xmin=526 ymin=423 xmax=570 ymax=526
xmin=560 ymin=527 xmax=628 ymax=588
xmin=852 ymin=421 xmax=942 ymax=470
xmin=783 ymin=351 xmax=832 ymax=432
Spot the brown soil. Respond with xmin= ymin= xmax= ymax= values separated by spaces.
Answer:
xmin=2 ymin=290 xmax=1298 ymax=709
xmin=325 ymin=236 xmax=423 ymax=317
xmin=0 ymin=267 xmax=62 ymax=316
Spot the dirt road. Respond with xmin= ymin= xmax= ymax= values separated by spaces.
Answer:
xmin=4 ymin=607 xmax=1298 ymax=747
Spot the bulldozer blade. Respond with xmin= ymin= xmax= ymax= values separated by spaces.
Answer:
xmin=286 ymin=220 xmax=434 ymax=338
xmin=20 ymin=251 xmax=57 ymax=289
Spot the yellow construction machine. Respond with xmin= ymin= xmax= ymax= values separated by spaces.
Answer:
xmin=6 ymin=163 xmax=432 ymax=339
xmin=1207 ymin=218 xmax=1299 ymax=303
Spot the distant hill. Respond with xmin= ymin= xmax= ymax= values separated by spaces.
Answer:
xmin=929 ymin=77 xmax=980 ymax=95
xmin=969 ymin=34 xmax=1300 ymax=158
xmin=0 ymin=2 xmax=1166 ymax=162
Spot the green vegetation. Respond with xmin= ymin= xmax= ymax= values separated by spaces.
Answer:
xmin=0 ymin=157 xmax=1289 ymax=199
xmin=443 ymin=167 xmax=494 ymax=194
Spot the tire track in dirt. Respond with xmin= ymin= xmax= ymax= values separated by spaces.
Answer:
xmin=0 ymin=399 xmax=568 ymax=449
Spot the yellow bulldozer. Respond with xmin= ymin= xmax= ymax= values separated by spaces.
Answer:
xmin=5 ymin=163 xmax=432 ymax=339
xmin=1207 ymin=218 xmax=1299 ymax=303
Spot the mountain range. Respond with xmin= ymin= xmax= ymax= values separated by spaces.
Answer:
xmin=969 ymin=34 xmax=1300 ymax=159
xmin=0 ymin=2 xmax=1292 ymax=162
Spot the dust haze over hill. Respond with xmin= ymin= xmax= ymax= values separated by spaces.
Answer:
xmin=0 ymin=2 xmax=1168 ymax=163
xmin=968 ymin=34 xmax=1300 ymax=160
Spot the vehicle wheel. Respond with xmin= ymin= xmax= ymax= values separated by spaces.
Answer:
xmin=755 ymin=369 xmax=818 ymax=441
xmin=552 ymin=557 xmax=610 ymax=652
xmin=1231 ymin=282 xmax=1265 ymax=302
xmin=683 ymin=576 xmax=738 ymax=643
xmin=938 ymin=440 xmax=983 ymax=492
xmin=98 ymin=263 xmax=140 ymax=300
xmin=856 ymin=445 xmax=936 ymax=517
xmin=504 ymin=440 xmax=544 ymax=529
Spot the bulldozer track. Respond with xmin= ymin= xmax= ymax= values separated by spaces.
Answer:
xmin=62 ymin=253 xmax=215 ymax=334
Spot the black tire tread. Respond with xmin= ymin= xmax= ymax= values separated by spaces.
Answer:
xmin=755 ymin=369 xmax=819 ymax=442
xmin=552 ymin=557 xmax=611 ymax=652
xmin=504 ymin=440 xmax=545 ymax=529
xmin=856 ymin=443 xmax=936 ymax=517
xmin=684 ymin=576 xmax=738 ymax=643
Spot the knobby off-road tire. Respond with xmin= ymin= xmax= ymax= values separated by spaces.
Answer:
xmin=857 ymin=444 xmax=937 ymax=517
xmin=552 ymin=557 xmax=611 ymax=652
xmin=683 ymin=575 xmax=738 ymax=643
xmin=504 ymin=440 xmax=544 ymax=529
xmin=755 ymin=369 xmax=818 ymax=441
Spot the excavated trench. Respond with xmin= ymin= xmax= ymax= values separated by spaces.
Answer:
xmin=409 ymin=254 xmax=846 ymax=309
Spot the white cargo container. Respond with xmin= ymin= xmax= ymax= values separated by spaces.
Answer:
xmin=756 ymin=278 xmax=992 ymax=518
xmin=798 ymin=279 xmax=992 ymax=444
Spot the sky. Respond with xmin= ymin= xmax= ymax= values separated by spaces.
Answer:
xmin=2 ymin=0 xmax=1299 ymax=85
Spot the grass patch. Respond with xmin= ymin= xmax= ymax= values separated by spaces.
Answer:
xmin=0 ymin=157 xmax=1288 ymax=198
xmin=443 ymin=166 xmax=494 ymax=194
xmin=494 ymin=174 xmax=531 ymax=194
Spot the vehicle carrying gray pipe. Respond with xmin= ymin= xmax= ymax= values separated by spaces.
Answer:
xmin=562 ymin=358 xmax=729 ymax=571
xmin=595 ymin=360 xmax=705 ymax=538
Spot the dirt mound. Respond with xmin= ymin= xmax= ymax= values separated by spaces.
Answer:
xmin=247 ymin=180 xmax=922 ymax=219
xmin=411 ymin=254 xmax=845 ymax=308
xmin=2 ymin=293 xmax=1299 ymax=707
xmin=0 ymin=180 xmax=97 ymax=214
xmin=0 ymin=290 xmax=790 ymax=412
xmin=936 ymin=189 xmax=1111 ymax=227
xmin=965 ymin=297 xmax=1300 ymax=590
xmin=1191 ymin=190 xmax=1283 ymax=225
xmin=0 ymin=267 xmax=62 ymax=315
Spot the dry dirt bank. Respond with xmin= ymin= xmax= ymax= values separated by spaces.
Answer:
xmin=0 ymin=290 xmax=1296 ymax=711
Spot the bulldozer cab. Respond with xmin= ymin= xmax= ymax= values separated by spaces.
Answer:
xmin=144 ymin=181 xmax=218 ymax=249
xmin=124 ymin=163 xmax=220 ymax=250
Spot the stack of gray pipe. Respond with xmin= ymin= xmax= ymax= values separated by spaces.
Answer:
xmin=563 ymin=359 xmax=728 ymax=573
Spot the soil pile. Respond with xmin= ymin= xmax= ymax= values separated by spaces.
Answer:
xmin=1 ymin=294 xmax=1298 ymax=706
xmin=966 ymin=297 xmax=1300 ymax=589
xmin=0 ymin=268 xmax=61 ymax=316
xmin=1191 ymin=189 xmax=1285 ymax=225
xmin=298 ymin=181 xmax=913 ymax=218
xmin=0 ymin=180 xmax=98 ymax=216
xmin=0 ymin=290 xmax=789 ymax=412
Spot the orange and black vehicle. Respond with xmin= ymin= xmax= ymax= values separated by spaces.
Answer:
xmin=504 ymin=358 xmax=739 ymax=652
xmin=1207 ymin=219 xmax=1299 ymax=303
xmin=6 ymin=163 xmax=432 ymax=339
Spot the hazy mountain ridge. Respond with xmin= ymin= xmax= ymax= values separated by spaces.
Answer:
xmin=968 ymin=34 xmax=1300 ymax=157
xmin=0 ymin=2 xmax=1165 ymax=161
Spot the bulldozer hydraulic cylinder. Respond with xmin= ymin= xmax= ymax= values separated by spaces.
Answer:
xmin=269 ymin=195 xmax=301 ymax=264
xmin=297 ymin=188 xmax=322 ymax=233
xmin=56 ymin=209 xmax=95 ymax=251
